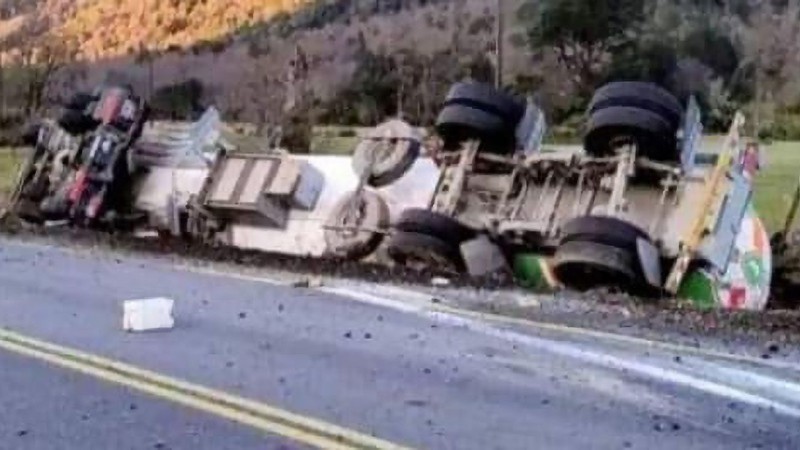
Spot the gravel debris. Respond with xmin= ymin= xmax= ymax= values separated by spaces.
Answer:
xmin=3 ymin=224 xmax=800 ymax=348
xmin=0 ymin=225 xmax=506 ymax=289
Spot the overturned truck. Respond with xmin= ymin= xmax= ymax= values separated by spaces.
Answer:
xmin=385 ymin=81 xmax=772 ymax=310
xmin=8 ymin=81 xmax=777 ymax=310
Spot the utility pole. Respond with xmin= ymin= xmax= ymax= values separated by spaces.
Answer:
xmin=0 ymin=52 xmax=5 ymax=121
xmin=495 ymin=0 xmax=505 ymax=88
xmin=148 ymin=56 xmax=155 ymax=99
xmin=754 ymin=64 xmax=761 ymax=138
xmin=753 ymin=25 xmax=763 ymax=138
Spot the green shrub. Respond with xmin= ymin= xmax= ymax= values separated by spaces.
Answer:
xmin=548 ymin=113 xmax=584 ymax=143
xmin=761 ymin=113 xmax=800 ymax=141
xmin=149 ymin=78 xmax=206 ymax=120
xmin=0 ymin=114 xmax=26 ymax=147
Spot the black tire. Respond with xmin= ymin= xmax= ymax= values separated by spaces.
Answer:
xmin=324 ymin=190 xmax=390 ymax=260
xmin=553 ymin=240 xmax=640 ymax=292
xmin=21 ymin=121 xmax=42 ymax=147
xmin=387 ymin=231 xmax=465 ymax=273
xmin=435 ymin=104 xmax=516 ymax=153
xmin=14 ymin=199 xmax=44 ymax=224
xmin=38 ymin=191 xmax=71 ymax=220
xmin=443 ymin=82 xmax=526 ymax=125
xmin=584 ymin=106 xmax=677 ymax=160
xmin=589 ymin=82 xmax=683 ymax=129
xmin=20 ymin=169 xmax=49 ymax=201
xmin=57 ymin=109 xmax=99 ymax=136
xmin=367 ymin=147 xmax=420 ymax=188
xmin=64 ymin=92 xmax=97 ymax=111
xmin=559 ymin=216 xmax=649 ymax=252
xmin=359 ymin=140 xmax=421 ymax=188
xmin=395 ymin=208 xmax=476 ymax=245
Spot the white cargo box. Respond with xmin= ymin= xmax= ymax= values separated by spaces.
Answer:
xmin=122 ymin=297 xmax=175 ymax=332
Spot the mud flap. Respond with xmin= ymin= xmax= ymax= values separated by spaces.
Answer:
xmin=460 ymin=235 xmax=509 ymax=278
xmin=636 ymin=237 xmax=662 ymax=289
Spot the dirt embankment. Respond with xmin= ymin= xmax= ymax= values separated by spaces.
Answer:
xmin=0 ymin=220 xmax=513 ymax=289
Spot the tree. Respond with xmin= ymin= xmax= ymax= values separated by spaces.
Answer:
xmin=522 ymin=0 xmax=646 ymax=93
xmin=149 ymin=78 xmax=206 ymax=120
xmin=606 ymin=39 xmax=678 ymax=87
xmin=735 ymin=0 xmax=800 ymax=132
xmin=0 ymin=53 xmax=7 ymax=120
xmin=17 ymin=36 xmax=75 ymax=114
xmin=281 ymin=44 xmax=314 ymax=153
xmin=135 ymin=43 xmax=156 ymax=99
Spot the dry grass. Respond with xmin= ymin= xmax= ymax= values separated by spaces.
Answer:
xmin=0 ymin=147 xmax=26 ymax=206
xmin=752 ymin=141 xmax=800 ymax=233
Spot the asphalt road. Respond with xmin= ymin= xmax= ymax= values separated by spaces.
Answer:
xmin=0 ymin=350 xmax=298 ymax=450
xmin=0 ymin=239 xmax=799 ymax=450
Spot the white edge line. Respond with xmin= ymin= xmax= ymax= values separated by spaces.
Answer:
xmin=427 ymin=311 xmax=800 ymax=419
xmin=317 ymin=286 xmax=800 ymax=419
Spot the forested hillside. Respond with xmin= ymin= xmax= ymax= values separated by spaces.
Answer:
xmin=0 ymin=0 xmax=799 ymax=145
xmin=0 ymin=0 xmax=510 ymax=125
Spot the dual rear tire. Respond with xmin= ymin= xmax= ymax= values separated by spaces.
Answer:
xmin=387 ymin=208 xmax=478 ymax=273
xmin=435 ymin=82 xmax=526 ymax=155
xmin=553 ymin=216 xmax=660 ymax=294
xmin=584 ymin=82 xmax=683 ymax=162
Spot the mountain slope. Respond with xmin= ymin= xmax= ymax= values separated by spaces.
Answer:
xmin=0 ymin=0 xmax=311 ymax=57
xmin=1 ymin=0 xmax=535 ymax=128
xmin=56 ymin=0 xmax=308 ymax=59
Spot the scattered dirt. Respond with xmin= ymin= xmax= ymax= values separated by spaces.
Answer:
xmin=2 ymin=220 xmax=800 ymax=347
xmin=0 ymin=221 xmax=514 ymax=291
xmin=462 ymin=289 xmax=800 ymax=347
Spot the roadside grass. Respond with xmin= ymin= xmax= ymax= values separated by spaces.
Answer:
xmin=0 ymin=147 xmax=25 ymax=205
xmin=309 ymin=134 xmax=361 ymax=155
xmin=752 ymin=141 xmax=800 ymax=233
xmin=696 ymin=137 xmax=800 ymax=232
xmin=310 ymin=125 xmax=366 ymax=155
xmin=310 ymin=125 xmax=429 ymax=155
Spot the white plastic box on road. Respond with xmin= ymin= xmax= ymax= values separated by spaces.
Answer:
xmin=122 ymin=298 xmax=175 ymax=332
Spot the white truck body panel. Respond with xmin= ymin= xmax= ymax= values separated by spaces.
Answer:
xmin=133 ymin=155 xmax=439 ymax=256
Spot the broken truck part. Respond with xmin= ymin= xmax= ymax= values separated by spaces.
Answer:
xmin=11 ymin=86 xmax=149 ymax=227
xmin=6 ymin=81 xmax=784 ymax=311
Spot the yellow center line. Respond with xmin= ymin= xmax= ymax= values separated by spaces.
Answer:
xmin=0 ymin=328 xmax=413 ymax=450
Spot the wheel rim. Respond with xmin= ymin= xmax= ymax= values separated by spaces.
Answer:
xmin=336 ymin=197 xmax=366 ymax=239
